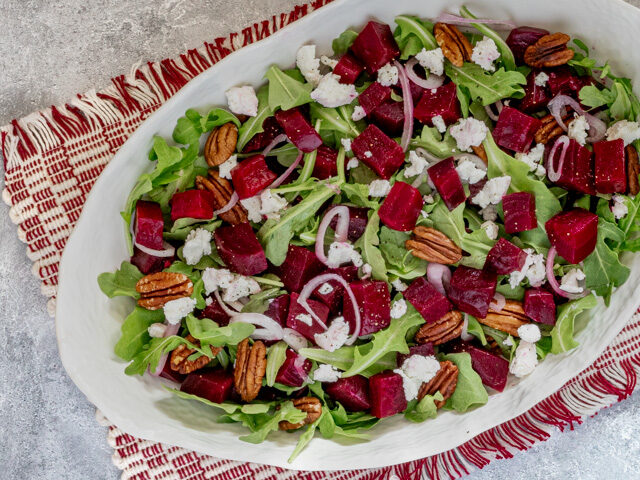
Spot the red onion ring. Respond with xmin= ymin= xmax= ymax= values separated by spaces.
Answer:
xmin=261 ymin=134 xmax=288 ymax=157
xmin=405 ymin=58 xmax=445 ymax=90
xmin=283 ymin=328 xmax=308 ymax=351
xmin=150 ymin=322 xmax=181 ymax=377
xmin=315 ymin=206 xmax=350 ymax=265
xmin=394 ymin=60 xmax=414 ymax=152
xmin=547 ymin=135 xmax=570 ymax=182
xmin=229 ymin=312 xmax=284 ymax=341
xmin=489 ymin=292 xmax=506 ymax=312
xmin=415 ymin=147 xmax=443 ymax=164
xmin=460 ymin=315 xmax=474 ymax=341
xmin=585 ymin=115 xmax=607 ymax=143
xmin=434 ymin=12 xmax=516 ymax=29
xmin=411 ymin=172 xmax=427 ymax=188
xmin=426 ymin=263 xmax=452 ymax=295
xmin=213 ymin=191 xmax=239 ymax=216
xmin=293 ymin=354 xmax=311 ymax=383
xmin=545 ymin=247 xmax=590 ymax=300
xmin=484 ymin=100 xmax=503 ymax=122
xmin=269 ymin=151 xmax=304 ymax=188
xmin=547 ymin=95 xmax=606 ymax=143
xmin=453 ymin=153 xmax=487 ymax=171
xmin=134 ymin=240 xmax=176 ymax=258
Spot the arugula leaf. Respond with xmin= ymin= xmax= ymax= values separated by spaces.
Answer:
xmin=404 ymin=392 xmax=443 ymax=422
xmin=299 ymin=346 xmax=396 ymax=377
xmin=550 ymin=294 xmax=598 ymax=354
xmin=379 ymin=227 xmax=427 ymax=280
xmin=341 ymin=183 xmax=380 ymax=209
xmin=440 ymin=352 xmax=488 ymax=412
xmin=185 ymin=315 xmax=254 ymax=348
xmin=173 ymin=108 xmax=240 ymax=146
xmin=460 ymin=228 xmax=495 ymax=269
xmin=332 ymin=29 xmax=358 ymax=55
xmin=114 ymin=307 xmax=165 ymax=361
xmin=240 ymin=401 xmax=307 ymax=444
xmin=164 ymin=262 xmax=207 ymax=309
xmin=289 ymin=415 xmax=322 ymax=462
xmin=583 ymin=219 xmax=630 ymax=299
xmin=163 ymin=219 xmax=221 ymax=242
xmin=446 ymin=63 xmax=526 ymax=106
xmin=393 ymin=15 xmax=437 ymax=59
xmin=167 ymin=388 xmax=273 ymax=414
xmin=310 ymin=103 xmax=360 ymax=138
xmin=241 ymin=287 xmax=284 ymax=314
xmin=125 ymin=335 xmax=210 ymax=375
xmin=410 ymin=126 xmax=460 ymax=158
xmin=98 ymin=261 xmax=143 ymax=299
xmin=459 ymin=6 xmax=516 ymax=71
xmin=354 ymin=210 xmax=388 ymax=282
xmin=265 ymin=341 xmax=288 ymax=387
xmin=265 ymin=65 xmax=313 ymax=112
xmin=466 ymin=315 xmax=488 ymax=346
xmin=426 ymin=202 xmax=466 ymax=245
xmin=237 ymin=85 xmax=273 ymax=151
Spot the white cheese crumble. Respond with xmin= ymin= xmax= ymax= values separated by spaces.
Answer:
xmin=390 ymin=299 xmax=408 ymax=319
xmin=612 ymin=194 xmax=629 ymax=219
xmin=423 ymin=194 xmax=435 ymax=204
xmin=377 ymin=63 xmax=399 ymax=86
xmin=296 ymin=45 xmax=322 ymax=86
xmin=509 ymin=340 xmax=538 ymax=377
xmin=295 ymin=313 xmax=313 ymax=326
xmin=560 ymin=268 xmax=586 ymax=294
xmin=313 ymin=363 xmax=341 ymax=383
xmin=481 ymin=220 xmax=499 ymax=240
xmin=471 ymin=37 xmax=500 ymax=72
xmin=352 ymin=105 xmax=366 ymax=121
xmin=415 ymin=47 xmax=445 ymax=76
xmin=202 ymin=268 xmax=260 ymax=302
xmin=183 ymin=228 xmax=212 ymax=265
xmin=515 ymin=144 xmax=546 ymax=177
xmin=391 ymin=279 xmax=408 ymax=292
xmin=364 ymin=151 xmax=373 ymax=158
xmin=432 ymin=115 xmax=447 ymax=133
xmin=147 ymin=322 xmax=167 ymax=338
xmin=568 ymin=114 xmax=589 ymax=146
xmin=606 ymin=120 xmax=640 ymax=145
xmin=163 ymin=297 xmax=196 ymax=325
xmin=517 ymin=323 xmax=541 ymax=343
xmin=225 ymin=86 xmax=258 ymax=117
xmin=509 ymin=248 xmax=546 ymax=289
xmin=240 ymin=196 xmax=262 ymax=223
xmin=480 ymin=205 xmax=498 ymax=222
xmin=503 ymin=336 xmax=514 ymax=347
xmin=405 ymin=150 xmax=429 ymax=177
xmin=456 ymin=159 xmax=487 ymax=184
xmin=471 ymin=176 xmax=511 ymax=209
xmin=311 ymin=73 xmax=358 ymax=108
xmin=320 ymin=55 xmax=338 ymax=69
xmin=393 ymin=355 xmax=441 ymax=402
xmin=218 ymin=154 xmax=237 ymax=180
xmin=450 ymin=117 xmax=489 ymax=152
xmin=341 ymin=137 xmax=352 ymax=152
xmin=259 ymin=189 xmax=287 ymax=216
xmin=326 ymin=241 xmax=363 ymax=268
xmin=534 ymin=71 xmax=549 ymax=87
xmin=369 ymin=179 xmax=391 ymax=197
xmin=361 ymin=263 xmax=372 ymax=278
xmin=346 ymin=158 xmax=359 ymax=170
xmin=318 ymin=282 xmax=334 ymax=295
xmin=314 ymin=316 xmax=350 ymax=352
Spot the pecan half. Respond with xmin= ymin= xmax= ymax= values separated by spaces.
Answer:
xmin=626 ymin=144 xmax=640 ymax=195
xmin=279 ymin=397 xmax=322 ymax=430
xmin=406 ymin=226 xmax=463 ymax=264
xmin=535 ymin=113 xmax=571 ymax=145
xmin=471 ymin=145 xmax=488 ymax=165
xmin=136 ymin=272 xmax=193 ymax=310
xmin=418 ymin=361 xmax=459 ymax=408
xmin=195 ymin=171 xmax=247 ymax=224
xmin=415 ymin=311 xmax=463 ymax=345
xmin=234 ymin=338 xmax=267 ymax=402
xmin=477 ymin=300 xmax=529 ymax=336
xmin=434 ymin=23 xmax=472 ymax=67
xmin=524 ymin=33 xmax=574 ymax=68
xmin=170 ymin=334 xmax=222 ymax=374
xmin=204 ymin=123 xmax=238 ymax=167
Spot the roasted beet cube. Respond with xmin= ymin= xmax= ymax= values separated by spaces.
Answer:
xmin=275 ymin=245 xmax=325 ymax=292
xmin=275 ymin=349 xmax=312 ymax=387
xmin=447 ymin=266 xmax=497 ymax=318
xmin=199 ymin=296 xmax=231 ymax=326
xmin=159 ymin=361 xmax=185 ymax=384
xmin=414 ymin=82 xmax=461 ymax=127
xmin=358 ymin=82 xmax=392 ymax=115
xmin=351 ymin=124 xmax=405 ymax=179
xmin=230 ymin=154 xmax=277 ymax=199
xmin=350 ymin=21 xmax=400 ymax=74
xmin=286 ymin=292 xmax=330 ymax=342
xmin=484 ymin=238 xmax=527 ymax=275
xmin=343 ymin=280 xmax=391 ymax=336
xmin=274 ymin=107 xmax=323 ymax=153
xmin=518 ymin=70 xmax=552 ymax=113
xmin=378 ymin=182 xmax=423 ymax=232
xmin=371 ymin=101 xmax=405 ymax=136
xmin=180 ymin=369 xmax=234 ymax=403
xmin=506 ymin=26 xmax=549 ymax=64
xmin=502 ymin=191 xmax=537 ymax=233
xmin=403 ymin=277 xmax=452 ymax=323
xmin=397 ymin=343 xmax=435 ymax=367
xmin=524 ymin=288 xmax=557 ymax=325
xmin=448 ymin=341 xmax=509 ymax=392
xmin=170 ymin=189 xmax=214 ymax=221
xmin=547 ymin=67 xmax=584 ymax=97
xmin=311 ymin=266 xmax=358 ymax=314
xmin=135 ymin=200 xmax=164 ymax=249
xmin=594 ymin=139 xmax=627 ymax=194
xmin=130 ymin=247 xmax=172 ymax=274
xmin=547 ymin=138 xmax=595 ymax=195
xmin=242 ymin=116 xmax=283 ymax=153
xmin=325 ymin=375 xmax=371 ymax=411
xmin=545 ymin=208 xmax=598 ymax=264
xmin=333 ymin=52 xmax=364 ymax=84
xmin=492 ymin=106 xmax=542 ymax=153
xmin=428 ymin=157 xmax=466 ymax=210
xmin=329 ymin=205 xmax=369 ymax=242
xmin=369 ymin=371 xmax=407 ymax=418
xmin=264 ymin=293 xmax=290 ymax=326
xmin=312 ymin=145 xmax=339 ymax=180
xmin=214 ymin=222 xmax=267 ymax=275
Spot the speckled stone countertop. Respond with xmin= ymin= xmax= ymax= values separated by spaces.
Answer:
xmin=1 ymin=1 xmax=640 ymax=479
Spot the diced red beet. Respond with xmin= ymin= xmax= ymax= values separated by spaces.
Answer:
xmin=325 ymin=375 xmax=371 ymax=412
xmin=275 ymin=245 xmax=325 ymax=292
xmin=397 ymin=343 xmax=435 ymax=367
xmin=329 ymin=205 xmax=369 ymax=242
xmin=469 ymin=177 xmax=487 ymax=199
xmin=546 ymin=138 xmax=595 ymax=195
xmin=413 ymin=82 xmax=461 ymax=127
xmin=448 ymin=341 xmax=509 ymax=392
xmin=492 ymin=106 xmax=542 ymax=153
xmin=447 ymin=266 xmax=497 ymax=318
xmin=547 ymin=67 xmax=585 ymax=97
xmin=311 ymin=266 xmax=358 ymax=314
xmin=135 ymin=200 xmax=164 ymax=249
xmin=343 ymin=280 xmax=391 ymax=336
xmin=286 ymin=292 xmax=330 ymax=342
xmin=594 ymin=139 xmax=627 ymax=194
xmin=312 ymin=145 xmax=339 ymax=180
xmin=170 ymin=189 xmax=214 ymax=221
xmin=130 ymin=247 xmax=172 ymax=274
xmin=263 ymin=294 xmax=290 ymax=326
xmin=428 ymin=157 xmax=466 ymax=210
xmin=371 ymin=101 xmax=405 ymax=137
xmin=403 ymin=277 xmax=452 ymax=323
xmin=524 ymin=288 xmax=557 ymax=325
xmin=351 ymin=124 xmax=405 ymax=179
xmin=275 ymin=349 xmax=312 ymax=387
xmin=214 ymin=222 xmax=267 ymax=275
xmin=350 ymin=21 xmax=400 ymax=74
xmin=506 ymin=26 xmax=549 ymax=64
xmin=484 ymin=238 xmax=527 ymax=275
xmin=518 ymin=70 xmax=552 ymax=113
xmin=545 ymin=208 xmax=598 ymax=264
xmin=358 ymin=82 xmax=392 ymax=115
xmin=369 ymin=371 xmax=407 ymax=418
xmin=274 ymin=107 xmax=323 ymax=153
xmin=502 ymin=192 xmax=537 ymax=233
xmin=333 ymin=52 xmax=364 ymax=84
xmin=180 ymin=369 xmax=234 ymax=403
xmin=159 ymin=361 xmax=186 ymax=383
xmin=242 ymin=116 xmax=284 ymax=153
xmin=378 ymin=182 xmax=423 ymax=232
xmin=199 ymin=297 xmax=231 ymax=326
xmin=230 ymin=154 xmax=277 ymax=200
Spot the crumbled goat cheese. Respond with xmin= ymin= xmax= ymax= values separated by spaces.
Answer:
xmin=326 ymin=241 xmax=363 ymax=268
xmin=432 ymin=115 xmax=447 ymax=133
xmin=509 ymin=340 xmax=538 ymax=377
xmin=240 ymin=196 xmax=262 ymax=223
xmin=534 ymin=71 xmax=549 ymax=87
xmin=341 ymin=137 xmax=352 ymax=152
xmin=222 ymin=276 xmax=261 ymax=302
xmin=203 ymin=268 xmax=234 ymax=293
xmin=568 ymin=115 xmax=589 ymax=146
xmin=503 ymin=336 xmax=514 ymax=347
xmin=606 ymin=120 xmax=640 ymax=145
xmin=450 ymin=118 xmax=489 ymax=152
xmin=225 ymin=86 xmax=258 ymax=117
xmin=218 ymin=154 xmax=237 ymax=180
xmin=163 ymin=297 xmax=196 ymax=325
xmin=183 ymin=228 xmax=212 ymax=265
xmin=481 ymin=205 xmax=498 ymax=222
xmin=314 ymin=317 xmax=350 ymax=352
xmin=560 ymin=268 xmax=586 ymax=294
xmin=296 ymin=45 xmax=322 ymax=86
xmin=361 ymin=263 xmax=372 ymax=277
xmin=320 ymin=55 xmax=338 ymax=69
xmin=456 ymin=159 xmax=487 ymax=184
xmin=346 ymin=158 xmax=359 ymax=170
xmin=202 ymin=268 xmax=260 ymax=302
xmin=612 ymin=194 xmax=629 ymax=219
xmin=518 ymin=324 xmax=541 ymax=343
xmin=364 ymin=151 xmax=373 ymax=158
xmin=259 ymin=189 xmax=287 ymax=216
xmin=390 ymin=299 xmax=408 ymax=319
xmin=392 ymin=279 xmax=408 ymax=292
xmin=481 ymin=220 xmax=499 ymax=240
xmin=352 ymin=105 xmax=366 ymax=121
xmin=205 ymin=297 xmax=213 ymax=306
xmin=311 ymin=73 xmax=358 ymax=108
xmin=515 ymin=144 xmax=546 ymax=177
xmin=415 ymin=47 xmax=445 ymax=76
xmin=405 ymin=150 xmax=429 ymax=177
xmin=471 ymin=176 xmax=511 ymax=209
xmin=471 ymin=37 xmax=500 ymax=72
xmin=369 ymin=179 xmax=391 ymax=197
xmin=421 ymin=210 xmax=429 ymax=219
xmin=147 ymin=323 xmax=167 ymax=338
xmin=509 ymin=249 xmax=546 ymax=288
xmin=377 ymin=63 xmax=399 ymax=86
xmin=295 ymin=313 xmax=313 ymax=326
xmin=394 ymin=355 xmax=441 ymax=402
xmin=313 ymin=364 xmax=341 ymax=383
xmin=318 ymin=282 xmax=334 ymax=295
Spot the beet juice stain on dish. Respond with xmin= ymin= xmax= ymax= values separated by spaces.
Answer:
xmin=97 ymin=6 xmax=640 ymax=462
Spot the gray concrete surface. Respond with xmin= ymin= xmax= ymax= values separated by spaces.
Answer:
xmin=1 ymin=1 xmax=640 ymax=479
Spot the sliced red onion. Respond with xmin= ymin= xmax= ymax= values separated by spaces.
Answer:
xmin=548 ymin=94 xmax=607 ymax=143
xmin=415 ymin=147 xmax=443 ymax=164
xmin=453 ymin=153 xmax=487 ymax=171
xmin=294 ymin=354 xmax=311 ymax=383
xmin=283 ymin=328 xmax=308 ymax=351
xmin=262 ymin=134 xmax=288 ymax=157
xmin=545 ymin=247 xmax=589 ymax=300
xmin=134 ymin=240 xmax=176 ymax=258
xmin=213 ymin=191 xmax=239 ymax=216
xmin=434 ymin=12 xmax=516 ymax=29
xmin=150 ymin=322 xmax=181 ymax=377
xmin=394 ymin=60 xmax=414 ymax=152
xmin=269 ymin=151 xmax=304 ymax=188
xmin=547 ymin=135 xmax=570 ymax=182
xmin=411 ymin=172 xmax=427 ymax=188
xmin=460 ymin=315 xmax=474 ymax=341
xmin=585 ymin=115 xmax=607 ymax=143
xmin=484 ymin=100 xmax=503 ymax=122
xmin=315 ymin=206 xmax=350 ymax=265
xmin=213 ymin=290 xmax=239 ymax=317
xmin=427 ymin=263 xmax=452 ymax=295
xmin=229 ymin=312 xmax=284 ymax=341
xmin=489 ymin=292 xmax=506 ymax=312
xmin=405 ymin=58 xmax=445 ymax=90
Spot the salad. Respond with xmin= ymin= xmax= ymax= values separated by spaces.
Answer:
xmin=98 ymin=7 xmax=640 ymax=461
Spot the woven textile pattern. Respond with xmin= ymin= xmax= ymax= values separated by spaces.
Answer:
xmin=2 ymin=1 xmax=640 ymax=478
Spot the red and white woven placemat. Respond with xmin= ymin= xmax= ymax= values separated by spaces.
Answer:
xmin=2 ymin=1 xmax=640 ymax=478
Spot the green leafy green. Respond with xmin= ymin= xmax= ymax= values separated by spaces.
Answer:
xmin=98 ymin=261 xmax=143 ymax=299
xmin=265 ymin=341 xmax=288 ymax=387
xmin=240 ymin=401 xmax=307 ymax=443
xmin=404 ymin=392 xmax=443 ymax=422
xmin=466 ymin=316 xmax=488 ymax=346
xmin=459 ymin=6 xmax=516 ymax=71
xmin=185 ymin=315 xmax=254 ymax=348
xmin=354 ymin=210 xmax=388 ymax=282
xmin=265 ymin=65 xmax=313 ymax=112
xmin=172 ymin=108 xmax=240 ymax=146
xmin=241 ymin=287 xmax=284 ymax=314
xmin=550 ymin=294 xmax=598 ymax=354
xmin=583 ymin=219 xmax=630 ymax=299
xmin=310 ymin=103 xmax=360 ymax=138
xmin=393 ymin=15 xmax=437 ymax=59
xmin=410 ymin=126 xmax=460 ymax=158
xmin=579 ymin=80 xmax=640 ymax=122
xmin=125 ymin=335 xmax=211 ymax=376
xmin=379 ymin=227 xmax=427 ymax=280
xmin=341 ymin=183 xmax=380 ymax=209
xmin=446 ymin=63 xmax=526 ymax=106
xmin=440 ymin=352 xmax=488 ymax=412
xmin=299 ymin=346 xmax=396 ymax=377
xmin=114 ymin=307 xmax=165 ymax=361
xmin=164 ymin=219 xmax=221 ymax=242
xmin=332 ymin=29 xmax=358 ymax=55
xmin=167 ymin=388 xmax=272 ymax=414
xmin=237 ymin=85 xmax=273 ymax=151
